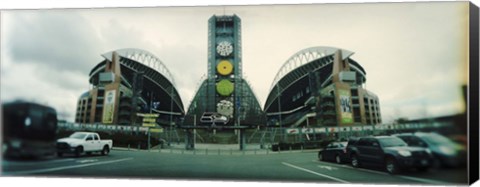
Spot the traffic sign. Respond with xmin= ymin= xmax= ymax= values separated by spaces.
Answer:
xmin=137 ymin=113 xmax=159 ymax=118
xmin=149 ymin=128 xmax=163 ymax=133
xmin=142 ymin=123 xmax=157 ymax=127
xmin=143 ymin=118 xmax=156 ymax=123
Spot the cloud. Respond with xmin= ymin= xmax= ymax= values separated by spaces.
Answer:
xmin=1 ymin=2 xmax=469 ymax=124
xmin=4 ymin=11 xmax=103 ymax=74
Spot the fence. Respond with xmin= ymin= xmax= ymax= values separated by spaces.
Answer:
xmin=58 ymin=121 xmax=456 ymax=149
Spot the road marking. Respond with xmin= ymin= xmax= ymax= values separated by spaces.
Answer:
xmin=317 ymin=165 xmax=338 ymax=171
xmin=43 ymin=158 xmax=76 ymax=163
xmin=396 ymin=175 xmax=455 ymax=185
xmin=311 ymin=160 xmax=454 ymax=185
xmin=281 ymin=162 xmax=350 ymax=183
xmin=2 ymin=158 xmax=75 ymax=167
xmin=4 ymin=157 xmax=133 ymax=175
xmin=313 ymin=160 xmax=388 ymax=175
xmin=77 ymin=159 xmax=98 ymax=164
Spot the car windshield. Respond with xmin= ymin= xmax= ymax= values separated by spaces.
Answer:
xmin=69 ymin=133 xmax=87 ymax=139
xmin=420 ymin=133 xmax=455 ymax=146
xmin=379 ymin=137 xmax=407 ymax=147
xmin=398 ymin=136 xmax=427 ymax=147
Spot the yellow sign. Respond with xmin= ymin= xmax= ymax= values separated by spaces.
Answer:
xmin=143 ymin=118 xmax=156 ymax=123
xmin=102 ymin=90 xmax=116 ymax=123
xmin=137 ymin=113 xmax=159 ymax=118
xmin=149 ymin=128 xmax=163 ymax=133
xmin=142 ymin=123 xmax=157 ymax=127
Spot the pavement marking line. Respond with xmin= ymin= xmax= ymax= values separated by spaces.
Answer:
xmin=397 ymin=175 xmax=455 ymax=185
xmin=312 ymin=160 xmax=388 ymax=176
xmin=42 ymin=158 xmax=76 ymax=163
xmin=281 ymin=162 xmax=350 ymax=184
xmin=4 ymin=157 xmax=133 ymax=176
xmin=311 ymin=159 xmax=454 ymax=185
xmin=2 ymin=158 xmax=75 ymax=167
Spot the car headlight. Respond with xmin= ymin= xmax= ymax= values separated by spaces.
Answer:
xmin=425 ymin=149 xmax=432 ymax=154
xmin=439 ymin=146 xmax=456 ymax=156
xmin=2 ymin=144 xmax=7 ymax=153
xmin=398 ymin=150 xmax=412 ymax=157
xmin=10 ymin=140 xmax=21 ymax=148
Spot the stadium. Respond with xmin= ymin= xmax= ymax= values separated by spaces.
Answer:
xmin=264 ymin=46 xmax=382 ymax=129
xmin=73 ymin=16 xmax=382 ymax=145
xmin=75 ymin=48 xmax=184 ymax=128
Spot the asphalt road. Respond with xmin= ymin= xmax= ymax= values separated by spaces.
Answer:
xmin=1 ymin=149 xmax=468 ymax=185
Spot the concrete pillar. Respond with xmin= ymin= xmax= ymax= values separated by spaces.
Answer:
xmin=239 ymin=129 xmax=246 ymax=150
xmin=185 ymin=129 xmax=195 ymax=150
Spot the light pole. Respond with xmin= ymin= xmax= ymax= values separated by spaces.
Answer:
xmin=276 ymin=84 xmax=284 ymax=142
xmin=193 ymin=101 xmax=197 ymax=147
xmin=169 ymin=86 xmax=174 ymax=146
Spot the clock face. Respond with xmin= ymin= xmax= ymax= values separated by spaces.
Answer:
xmin=216 ymin=79 xmax=234 ymax=96
xmin=216 ymin=41 xmax=233 ymax=56
xmin=217 ymin=60 xmax=233 ymax=75
xmin=217 ymin=100 xmax=234 ymax=117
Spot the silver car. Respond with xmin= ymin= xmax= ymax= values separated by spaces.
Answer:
xmin=200 ymin=112 xmax=229 ymax=125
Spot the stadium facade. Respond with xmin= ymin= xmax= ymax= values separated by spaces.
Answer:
xmin=74 ymin=15 xmax=381 ymax=144
xmin=75 ymin=49 xmax=184 ymax=127
xmin=183 ymin=15 xmax=265 ymax=127
xmin=264 ymin=47 xmax=382 ymax=128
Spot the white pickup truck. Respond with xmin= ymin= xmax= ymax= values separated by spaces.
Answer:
xmin=56 ymin=132 xmax=113 ymax=157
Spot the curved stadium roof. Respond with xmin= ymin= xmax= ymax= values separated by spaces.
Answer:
xmin=100 ymin=48 xmax=176 ymax=87
xmin=89 ymin=48 xmax=184 ymax=114
xmin=265 ymin=46 xmax=367 ymax=111
xmin=270 ymin=46 xmax=356 ymax=91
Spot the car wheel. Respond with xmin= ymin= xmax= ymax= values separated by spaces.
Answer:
xmin=57 ymin=152 xmax=63 ymax=157
xmin=351 ymin=154 xmax=360 ymax=168
xmin=335 ymin=154 xmax=342 ymax=164
xmin=385 ymin=157 xmax=400 ymax=174
xmin=75 ymin=146 xmax=83 ymax=157
xmin=101 ymin=146 xmax=110 ymax=156
xmin=318 ymin=152 xmax=324 ymax=161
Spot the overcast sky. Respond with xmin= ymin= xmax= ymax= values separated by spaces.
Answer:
xmin=1 ymin=2 xmax=470 ymax=123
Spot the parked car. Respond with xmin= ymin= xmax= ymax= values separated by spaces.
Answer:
xmin=199 ymin=112 xmax=229 ymax=125
xmin=2 ymin=101 xmax=58 ymax=159
xmin=347 ymin=136 xmax=433 ymax=174
xmin=318 ymin=141 xmax=348 ymax=164
xmin=56 ymin=132 xmax=113 ymax=157
xmin=393 ymin=132 xmax=466 ymax=168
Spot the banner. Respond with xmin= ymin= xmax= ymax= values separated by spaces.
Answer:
xmin=286 ymin=128 xmax=300 ymax=134
xmin=362 ymin=126 xmax=373 ymax=131
xmin=339 ymin=127 xmax=350 ymax=132
xmin=338 ymin=89 xmax=353 ymax=124
xmin=328 ymin=127 xmax=339 ymax=133
xmin=139 ymin=127 xmax=149 ymax=132
xmin=314 ymin=128 xmax=327 ymax=133
xmin=351 ymin=126 xmax=362 ymax=131
xmin=301 ymin=128 xmax=315 ymax=134
xmin=102 ymin=90 xmax=116 ymax=123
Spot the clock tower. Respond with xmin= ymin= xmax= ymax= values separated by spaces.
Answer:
xmin=206 ymin=15 xmax=242 ymax=124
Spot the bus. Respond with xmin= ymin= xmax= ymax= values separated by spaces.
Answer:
xmin=2 ymin=101 xmax=58 ymax=158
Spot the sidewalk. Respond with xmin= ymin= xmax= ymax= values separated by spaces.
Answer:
xmin=113 ymin=143 xmax=319 ymax=156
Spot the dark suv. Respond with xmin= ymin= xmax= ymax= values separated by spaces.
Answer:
xmin=393 ymin=132 xmax=466 ymax=168
xmin=346 ymin=136 xmax=433 ymax=174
